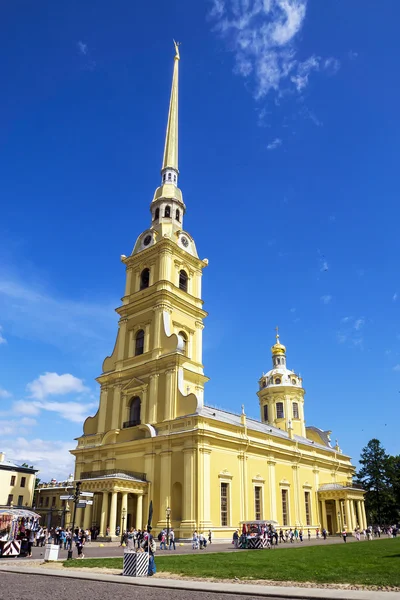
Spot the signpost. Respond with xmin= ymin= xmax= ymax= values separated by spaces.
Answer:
xmin=66 ymin=484 xmax=94 ymax=560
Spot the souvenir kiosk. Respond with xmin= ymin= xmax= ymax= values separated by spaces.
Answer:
xmin=0 ymin=508 xmax=41 ymax=557
xmin=239 ymin=520 xmax=279 ymax=549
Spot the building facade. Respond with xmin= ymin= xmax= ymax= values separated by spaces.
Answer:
xmin=0 ymin=452 xmax=37 ymax=509
xmin=68 ymin=44 xmax=365 ymax=540
xmin=35 ymin=476 xmax=74 ymax=529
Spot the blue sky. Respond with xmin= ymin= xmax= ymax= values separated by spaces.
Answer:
xmin=1 ymin=0 xmax=399 ymax=480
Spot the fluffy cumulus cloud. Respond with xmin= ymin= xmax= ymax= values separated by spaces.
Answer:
xmin=1 ymin=437 xmax=74 ymax=481
xmin=0 ymin=387 xmax=11 ymax=398
xmin=27 ymin=372 xmax=89 ymax=400
xmin=209 ymin=0 xmax=339 ymax=101
xmin=267 ymin=137 xmax=282 ymax=150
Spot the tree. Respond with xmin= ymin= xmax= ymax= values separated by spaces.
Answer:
xmin=356 ymin=439 xmax=395 ymax=525
xmin=387 ymin=454 xmax=400 ymax=523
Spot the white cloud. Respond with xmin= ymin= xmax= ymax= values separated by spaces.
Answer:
xmin=77 ymin=41 xmax=88 ymax=55
xmin=321 ymin=295 xmax=332 ymax=304
xmin=320 ymin=260 xmax=329 ymax=272
xmin=393 ymin=364 xmax=400 ymax=372
xmin=0 ymin=387 xmax=11 ymax=398
xmin=0 ymin=325 xmax=6 ymax=345
xmin=36 ymin=400 xmax=96 ymax=423
xmin=324 ymin=57 xmax=340 ymax=74
xmin=209 ymin=0 xmax=339 ymax=103
xmin=13 ymin=400 xmax=41 ymax=416
xmin=267 ymin=137 xmax=282 ymax=150
xmin=354 ymin=318 xmax=365 ymax=331
xmin=27 ymin=372 xmax=89 ymax=400
xmin=0 ymin=437 xmax=74 ymax=481
xmin=0 ymin=273 xmax=117 ymax=352
xmin=393 ymin=292 xmax=398 ymax=302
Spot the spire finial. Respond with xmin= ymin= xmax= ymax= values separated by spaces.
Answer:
xmin=161 ymin=42 xmax=180 ymax=174
xmin=173 ymin=39 xmax=181 ymax=61
xmin=275 ymin=325 xmax=279 ymax=343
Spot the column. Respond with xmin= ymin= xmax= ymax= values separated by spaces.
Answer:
xmin=181 ymin=447 xmax=196 ymax=533
xmin=124 ymin=267 xmax=133 ymax=299
xmin=335 ymin=498 xmax=341 ymax=532
xmin=159 ymin=451 xmax=172 ymax=522
xmin=140 ymin=386 xmax=148 ymax=425
xmin=345 ymin=499 xmax=353 ymax=531
xmin=136 ymin=494 xmax=143 ymax=529
xmin=320 ymin=499 xmax=328 ymax=530
xmin=98 ymin=387 xmax=108 ymax=433
xmin=199 ymin=447 xmax=212 ymax=530
xmin=361 ymin=500 xmax=367 ymax=530
xmin=313 ymin=469 xmax=320 ymax=526
xmin=194 ymin=321 xmax=204 ymax=365
xmin=111 ymin=384 xmax=122 ymax=430
xmin=83 ymin=503 xmax=92 ymax=531
xmin=292 ymin=465 xmax=300 ymax=525
xmin=238 ymin=455 xmax=245 ymax=522
xmin=153 ymin=307 xmax=163 ymax=350
xmin=268 ymin=460 xmax=277 ymax=521
xmin=99 ymin=491 xmax=109 ymax=537
xmin=164 ymin=369 xmax=177 ymax=421
xmin=350 ymin=500 xmax=357 ymax=529
xmin=117 ymin=319 xmax=128 ymax=361
xmin=148 ymin=374 xmax=159 ymax=424
xmin=109 ymin=491 xmax=118 ymax=538
xmin=120 ymin=492 xmax=128 ymax=532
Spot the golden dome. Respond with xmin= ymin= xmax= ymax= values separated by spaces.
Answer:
xmin=271 ymin=328 xmax=286 ymax=355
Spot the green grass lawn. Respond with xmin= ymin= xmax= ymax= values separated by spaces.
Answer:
xmin=63 ymin=538 xmax=400 ymax=587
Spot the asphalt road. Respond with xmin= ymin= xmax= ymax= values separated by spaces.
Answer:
xmin=0 ymin=572 xmax=281 ymax=600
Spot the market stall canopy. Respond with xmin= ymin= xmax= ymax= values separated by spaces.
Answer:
xmin=0 ymin=509 xmax=41 ymax=519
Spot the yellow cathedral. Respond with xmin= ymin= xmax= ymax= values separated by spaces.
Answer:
xmin=65 ymin=44 xmax=365 ymax=540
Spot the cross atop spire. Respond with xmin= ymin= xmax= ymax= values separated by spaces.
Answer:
xmin=161 ymin=41 xmax=180 ymax=176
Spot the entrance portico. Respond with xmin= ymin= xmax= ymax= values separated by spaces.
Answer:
xmin=77 ymin=470 xmax=148 ymax=539
xmin=318 ymin=482 xmax=366 ymax=534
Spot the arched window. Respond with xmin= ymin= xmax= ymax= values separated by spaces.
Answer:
xmin=293 ymin=402 xmax=299 ymax=419
xmin=135 ymin=329 xmax=145 ymax=356
xmin=164 ymin=205 xmax=171 ymax=218
xmin=129 ymin=396 xmax=141 ymax=426
xmin=168 ymin=173 xmax=172 ymax=181
xmin=155 ymin=208 xmax=160 ymax=221
xmin=163 ymin=174 xmax=166 ymax=182
xmin=263 ymin=405 xmax=269 ymax=422
xmin=179 ymin=330 xmax=187 ymax=355
xmin=174 ymin=174 xmax=177 ymax=182
xmin=176 ymin=209 xmax=180 ymax=222
xmin=276 ymin=402 xmax=284 ymax=419
xmin=275 ymin=377 xmax=281 ymax=385
xmin=140 ymin=268 xmax=150 ymax=290
xmin=179 ymin=270 xmax=188 ymax=292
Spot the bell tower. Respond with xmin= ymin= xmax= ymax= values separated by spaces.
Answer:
xmin=88 ymin=43 xmax=209 ymax=437
xmin=257 ymin=330 xmax=306 ymax=438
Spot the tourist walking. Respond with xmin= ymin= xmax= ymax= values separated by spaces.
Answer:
xmin=232 ymin=529 xmax=239 ymax=548
xmin=192 ymin=530 xmax=199 ymax=549
xmin=208 ymin=530 xmax=212 ymax=544
xmin=342 ymin=529 xmax=347 ymax=543
xmin=307 ymin=529 xmax=311 ymax=541
xmin=169 ymin=528 xmax=176 ymax=550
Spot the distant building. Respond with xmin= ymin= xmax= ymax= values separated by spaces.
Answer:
xmin=35 ymin=475 xmax=74 ymax=529
xmin=0 ymin=452 xmax=37 ymax=508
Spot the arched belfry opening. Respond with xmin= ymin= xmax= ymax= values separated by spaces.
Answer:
xmin=128 ymin=396 xmax=141 ymax=426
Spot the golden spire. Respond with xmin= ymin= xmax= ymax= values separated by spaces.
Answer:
xmin=271 ymin=326 xmax=286 ymax=355
xmin=161 ymin=41 xmax=180 ymax=173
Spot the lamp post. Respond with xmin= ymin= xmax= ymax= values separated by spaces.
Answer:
xmin=121 ymin=507 xmax=126 ymax=544
xmin=166 ymin=506 xmax=171 ymax=550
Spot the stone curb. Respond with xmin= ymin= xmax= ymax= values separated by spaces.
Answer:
xmin=0 ymin=565 xmax=398 ymax=600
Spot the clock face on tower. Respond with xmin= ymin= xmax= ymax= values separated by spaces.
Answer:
xmin=143 ymin=234 xmax=152 ymax=246
xmin=181 ymin=236 xmax=189 ymax=248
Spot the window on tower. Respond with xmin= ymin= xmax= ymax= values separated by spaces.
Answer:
xmin=179 ymin=270 xmax=188 ymax=292
xmin=127 ymin=396 xmax=141 ymax=426
xmin=140 ymin=268 xmax=150 ymax=290
xmin=164 ymin=205 xmax=171 ymax=218
xmin=176 ymin=209 xmax=180 ymax=222
xmin=155 ymin=208 xmax=160 ymax=221
xmin=275 ymin=377 xmax=281 ymax=384
xmin=178 ymin=331 xmax=187 ymax=355
xmin=168 ymin=173 xmax=172 ymax=181
xmin=135 ymin=330 xmax=145 ymax=356
xmin=263 ymin=405 xmax=268 ymax=422
xmin=293 ymin=402 xmax=299 ymax=419
xmin=276 ymin=402 xmax=284 ymax=419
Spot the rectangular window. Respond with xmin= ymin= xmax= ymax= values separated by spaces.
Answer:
xmin=221 ymin=482 xmax=229 ymax=526
xmin=45 ymin=497 xmax=49 ymax=507
xmin=254 ymin=486 xmax=262 ymax=520
xmin=21 ymin=476 xmax=26 ymax=488
xmin=305 ymin=491 xmax=311 ymax=526
xmin=39 ymin=496 xmax=43 ymax=507
xmin=17 ymin=495 xmax=23 ymax=506
xmin=52 ymin=496 xmax=56 ymax=507
xmin=281 ymin=489 xmax=288 ymax=526
xmin=7 ymin=494 xmax=13 ymax=505
xmin=10 ymin=475 xmax=16 ymax=486
xmin=62 ymin=500 xmax=66 ymax=507
xmin=263 ymin=405 xmax=268 ymax=422
xmin=293 ymin=402 xmax=299 ymax=419
xmin=276 ymin=402 xmax=284 ymax=419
